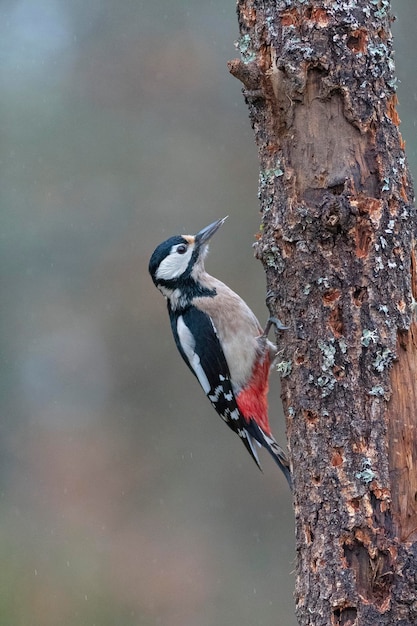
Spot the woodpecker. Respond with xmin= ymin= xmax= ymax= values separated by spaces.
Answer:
xmin=149 ymin=217 xmax=291 ymax=486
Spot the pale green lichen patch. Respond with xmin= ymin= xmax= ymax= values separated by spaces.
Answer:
xmin=355 ymin=458 xmax=376 ymax=483
xmin=317 ymin=375 xmax=336 ymax=397
xmin=372 ymin=347 xmax=394 ymax=372
xmin=235 ymin=34 xmax=256 ymax=64
xmin=318 ymin=339 xmax=336 ymax=371
xmin=276 ymin=360 xmax=292 ymax=377
xmin=361 ymin=329 xmax=378 ymax=346
xmin=369 ymin=385 xmax=385 ymax=397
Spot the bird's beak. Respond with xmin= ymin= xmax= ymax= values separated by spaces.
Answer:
xmin=195 ymin=216 xmax=228 ymax=246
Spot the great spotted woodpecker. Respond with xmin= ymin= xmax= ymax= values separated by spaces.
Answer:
xmin=149 ymin=217 xmax=291 ymax=486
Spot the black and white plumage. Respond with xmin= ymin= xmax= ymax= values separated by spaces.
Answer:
xmin=149 ymin=217 xmax=291 ymax=486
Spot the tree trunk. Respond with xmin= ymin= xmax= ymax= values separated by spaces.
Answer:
xmin=229 ymin=1 xmax=417 ymax=624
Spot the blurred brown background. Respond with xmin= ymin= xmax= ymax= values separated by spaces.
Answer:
xmin=1 ymin=1 xmax=415 ymax=624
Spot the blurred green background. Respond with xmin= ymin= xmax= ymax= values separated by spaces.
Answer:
xmin=1 ymin=1 xmax=415 ymax=625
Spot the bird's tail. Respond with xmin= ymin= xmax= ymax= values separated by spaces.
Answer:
xmin=266 ymin=437 xmax=292 ymax=489
xmin=241 ymin=429 xmax=262 ymax=471
xmin=247 ymin=421 xmax=292 ymax=489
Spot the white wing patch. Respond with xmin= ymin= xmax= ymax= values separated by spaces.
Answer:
xmin=177 ymin=316 xmax=211 ymax=394
xmin=156 ymin=244 xmax=194 ymax=281
xmin=209 ymin=385 xmax=223 ymax=403
xmin=229 ymin=408 xmax=240 ymax=420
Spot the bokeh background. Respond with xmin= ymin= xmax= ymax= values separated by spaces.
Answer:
xmin=1 ymin=1 xmax=416 ymax=625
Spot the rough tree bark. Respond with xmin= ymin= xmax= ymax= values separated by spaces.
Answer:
xmin=229 ymin=1 xmax=417 ymax=625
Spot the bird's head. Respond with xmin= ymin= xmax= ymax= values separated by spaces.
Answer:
xmin=149 ymin=217 xmax=227 ymax=291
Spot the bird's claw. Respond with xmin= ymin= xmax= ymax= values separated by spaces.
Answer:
xmin=262 ymin=316 xmax=289 ymax=337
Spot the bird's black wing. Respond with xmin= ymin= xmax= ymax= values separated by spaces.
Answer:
xmin=169 ymin=305 xmax=262 ymax=469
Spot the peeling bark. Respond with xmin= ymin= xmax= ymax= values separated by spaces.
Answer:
xmin=230 ymin=1 xmax=417 ymax=624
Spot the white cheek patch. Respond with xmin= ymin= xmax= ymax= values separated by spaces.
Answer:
xmin=177 ymin=316 xmax=211 ymax=394
xmin=156 ymin=244 xmax=194 ymax=281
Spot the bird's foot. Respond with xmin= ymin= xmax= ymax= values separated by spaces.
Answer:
xmin=262 ymin=316 xmax=288 ymax=338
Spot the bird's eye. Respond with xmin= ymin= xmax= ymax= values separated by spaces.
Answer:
xmin=177 ymin=244 xmax=187 ymax=254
